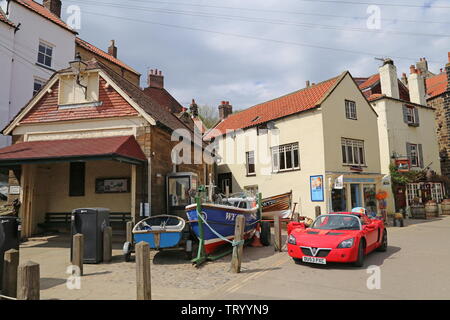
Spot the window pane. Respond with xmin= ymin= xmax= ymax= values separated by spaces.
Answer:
xmin=347 ymin=146 xmax=353 ymax=163
xmin=286 ymin=149 xmax=292 ymax=169
xmin=293 ymin=149 xmax=299 ymax=168
xmin=45 ymin=56 xmax=51 ymax=67
xmin=46 ymin=46 xmax=52 ymax=55
xmin=359 ymin=147 xmax=364 ymax=164
xmin=342 ymin=145 xmax=347 ymax=163
xmin=353 ymin=146 xmax=359 ymax=164
xmin=37 ymin=53 xmax=45 ymax=64
xmin=39 ymin=45 xmax=45 ymax=53
xmin=280 ymin=152 xmax=286 ymax=170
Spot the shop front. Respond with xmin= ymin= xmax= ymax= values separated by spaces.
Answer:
xmin=327 ymin=175 xmax=381 ymax=216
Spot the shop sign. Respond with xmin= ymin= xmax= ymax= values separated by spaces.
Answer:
xmin=334 ymin=175 xmax=344 ymax=189
xmin=395 ymin=159 xmax=410 ymax=172
xmin=9 ymin=185 xmax=21 ymax=195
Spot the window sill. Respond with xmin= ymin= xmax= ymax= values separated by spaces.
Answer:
xmin=58 ymin=101 xmax=103 ymax=109
xmin=346 ymin=117 xmax=357 ymax=120
xmin=272 ymin=168 xmax=301 ymax=174
xmin=342 ymin=164 xmax=367 ymax=167
xmin=407 ymin=123 xmax=419 ymax=127
xmin=35 ymin=62 xmax=55 ymax=72
xmin=246 ymin=173 xmax=256 ymax=177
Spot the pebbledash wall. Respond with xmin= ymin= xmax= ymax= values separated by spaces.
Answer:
xmin=216 ymin=72 xmax=383 ymax=218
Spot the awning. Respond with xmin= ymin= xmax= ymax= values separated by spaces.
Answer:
xmin=0 ymin=135 xmax=147 ymax=166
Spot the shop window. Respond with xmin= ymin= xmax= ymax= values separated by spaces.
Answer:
xmin=272 ymin=143 xmax=300 ymax=173
xmin=69 ymin=162 xmax=85 ymax=197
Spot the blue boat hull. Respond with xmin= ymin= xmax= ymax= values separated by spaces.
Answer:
xmin=134 ymin=232 xmax=183 ymax=249
xmin=186 ymin=204 xmax=259 ymax=254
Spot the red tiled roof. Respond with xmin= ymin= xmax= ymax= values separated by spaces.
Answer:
xmin=76 ymin=37 xmax=139 ymax=75
xmin=359 ymin=74 xmax=380 ymax=90
xmin=426 ymin=72 xmax=448 ymax=99
xmin=367 ymin=93 xmax=384 ymax=101
xmin=0 ymin=8 xmax=15 ymax=27
xmin=205 ymin=73 xmax=344 ymax=140
xmin=0 ymin=135 xmax=146 ymax=164
xmin=14 ymin=0 xmax=77 ymax=34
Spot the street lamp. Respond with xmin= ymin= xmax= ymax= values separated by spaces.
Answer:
xmin=69 ymin=52 xmax=87 ymax=98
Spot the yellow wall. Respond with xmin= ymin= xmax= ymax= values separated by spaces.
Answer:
xmin=44 ymin=160 xmax=132 ymax=214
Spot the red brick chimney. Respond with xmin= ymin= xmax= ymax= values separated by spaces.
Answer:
xmin=147 ymin=69 xmax=164 ymax=89
xmin=108 ymin=40 xmax=117 ymax=58
xmin=218 ymin=101 xmax=232 ymax=120
xmin=190 ymin=99 xmax=199 ymax=117
xmin=43 ymin=0 xmax=62 ymax=18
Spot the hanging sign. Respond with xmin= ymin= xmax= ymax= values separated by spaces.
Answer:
xmin=334 ymin=175 xmax=344 ymax=189
xmin=395 ymin=159 xmax=410 ymax=172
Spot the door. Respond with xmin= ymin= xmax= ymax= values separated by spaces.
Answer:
xmin=218 ymin=172 xmax=232 ymax=194
xmin=350 ymin=184 xmax=362 ymax=209
xmin=331 ymin=187 xmax=347 ymax=212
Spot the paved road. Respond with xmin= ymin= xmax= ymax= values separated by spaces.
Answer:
xmin=212 ymin=216 xmax=450 ymax=300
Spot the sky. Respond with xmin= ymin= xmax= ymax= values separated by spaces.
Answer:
xmin=54 ymin=0 xmax=450 ymax=110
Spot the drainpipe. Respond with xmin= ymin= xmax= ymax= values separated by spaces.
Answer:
xmin=147 ymin=157 xmax=152 ymax=217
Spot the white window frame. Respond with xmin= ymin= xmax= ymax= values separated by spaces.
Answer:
xmin=409 ymin=143 xmax=419 ymax=167
xmin=37 ymin=41 xmax=54 ymax=68
xmin=345 ymin=100 xmax=357 ymax=120
xmin=271 ymin=143 xmax=300 ymax=173
xmin=33 ymin=77 xmax=46 ymax=96
xmin=246 ymin=151 xmax=256 ymax=176
xmin=341 ymin=138 xmax=365 ymax=166
xmin=406 ymin=106 xmax=416 ymax=124
xmin=406 ymin=182 xmax=444 ymax=206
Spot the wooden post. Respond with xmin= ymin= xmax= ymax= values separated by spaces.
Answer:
xmin=72 ymin=233 xmax=84 ymax=276
xmin=103 ymin=226 xmax=112 ymax=263
xmin=135 ymin=241 xmax=151 ymax=300
xmin=2 ymin=249 xmax=19 ymax=298
xmin=230 ymin=215 xmax=245 ymax=273
xmin=126 ymin=221 xmax=134 ymax=244
xmin=274 ymin=215 xmax=282 ymax=252
xmin=315 ymin=205 xmax=321 ymax=218
xmin=17 ymin=261 xmax=39 ymax=300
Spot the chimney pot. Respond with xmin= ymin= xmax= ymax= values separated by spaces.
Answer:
xmin=219 ymin=101 xmax=233 ymax=120
xmin=43 ymin=0 xmax=62 ymax=18
xmin=147 ymin=68 xmax=164 ymax=89
xmin=447 ymin=52 xmax=450 ymax=63
xmin=108 ymin=40 xmax=117 ymax=58
xmin=306 ymin=80 xmax=310 ymax=87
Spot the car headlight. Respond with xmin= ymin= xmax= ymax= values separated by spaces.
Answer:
xmin=337 ymin=238 xmax=354 ymax=248
xmin=288 ymin=234 xmax=297 ymax=245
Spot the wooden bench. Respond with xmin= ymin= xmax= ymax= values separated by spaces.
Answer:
xmin=39 ymin=212 xmax=132 ymax=232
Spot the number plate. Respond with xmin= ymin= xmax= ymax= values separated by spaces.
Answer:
xmin=302 ymin=256 xmax=326 ymax=264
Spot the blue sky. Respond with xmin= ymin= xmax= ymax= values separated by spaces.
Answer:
xmin=56 ymin=0 xmax=450 ymax=110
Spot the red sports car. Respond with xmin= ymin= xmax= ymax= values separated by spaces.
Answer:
xmin=287 ymin=212 xmax=387 ymax=267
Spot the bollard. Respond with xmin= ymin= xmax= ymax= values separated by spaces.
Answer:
xmin=126 ymin=221 xmax=134 ymax=244
xmin=2 ymin=249 xmax=19 ymax=298
xmin=274 ymin=215 xmax=282 ymax=252
xmin=315 ymin=206 xmax=321 ymax=218
xmin=103 ymin=226 xmax=112 ymax=263
xmin=230 ymin=215 xmax=245 ymax=273
xmin=72 ymin=233 xmax=84 ymax=276
xmin=135 ymin=241 xmax=151 ymax=300
xmin=17 ymin=261 xmax=40 ymax=300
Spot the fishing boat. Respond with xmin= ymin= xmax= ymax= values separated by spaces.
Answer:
xmin=132 ymin=215 xmax=186 ymax=249
xmin=185 ymin=196 xmax=259 ymax=254
xmin=261 ymin=191 xmax=293 ymax=219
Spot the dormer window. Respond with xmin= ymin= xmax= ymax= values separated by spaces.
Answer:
xmin=403 ymin=104 xmax=420 ymax=127
xmin=58 ymin=72 xmax=100 ymax=107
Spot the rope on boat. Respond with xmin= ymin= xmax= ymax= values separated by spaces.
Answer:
xmin=197 ymin=211 xmax=245 ymax=247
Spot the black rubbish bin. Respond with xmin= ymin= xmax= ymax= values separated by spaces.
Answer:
xmin=71 ymin=208 xmax=110 ymax=264
xmin=0 ymin=216 xmax=20 ymax=290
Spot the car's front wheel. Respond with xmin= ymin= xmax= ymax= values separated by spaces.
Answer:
xmin=353 ymin=240 xmax=365 ymax=267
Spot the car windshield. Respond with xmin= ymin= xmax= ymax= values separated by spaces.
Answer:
xmin=311 ymin=214 xmax=361 ymax=230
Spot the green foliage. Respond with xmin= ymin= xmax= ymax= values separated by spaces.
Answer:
xmin=389 ymin=164 xmax=425 ymax=186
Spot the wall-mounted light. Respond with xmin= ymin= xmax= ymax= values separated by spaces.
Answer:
xmin=69 ymin=52 xmax=88 ymax=98
xmin=391 ymin=151 xmax=398 ymax=159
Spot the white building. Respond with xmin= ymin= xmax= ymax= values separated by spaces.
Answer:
xmin=358 ymin=59 xmax=442 ymax=213
xmin=0 ymin=0 xmax=76 ymax=147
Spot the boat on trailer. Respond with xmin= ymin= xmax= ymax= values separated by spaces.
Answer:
xmin=185 ymin=196 xmax=260 ymax=254
xmin=261 ymin=191 xmax=293 ymax=219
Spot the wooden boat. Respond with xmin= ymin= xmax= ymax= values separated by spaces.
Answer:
xmin=261 ymin=191 xmax=292 ymax=219
xmin=185 ymin=197 xmax=259 ymax=254
xmin=132 ymin=215 xmax=185 ymax=249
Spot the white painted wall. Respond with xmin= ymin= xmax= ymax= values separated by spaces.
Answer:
xmin=0 ymin=0 xmax=75 ymax=147
xmin=0 ymin=16 xmax=14 ymax=147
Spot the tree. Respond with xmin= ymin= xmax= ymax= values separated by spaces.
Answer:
xmin=197 ymin=104 xmax=219 ymax=129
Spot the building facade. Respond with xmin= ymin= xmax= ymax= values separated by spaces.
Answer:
xmin=206 ymin=71 xmax=383 ymax=219
xmin=0 ymin=59 xmax=208 ymax=238
xmin=359 ymin=59 xmax=442 ymax=213
xmin=0 ymin=0 xmax=77 ymax=147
